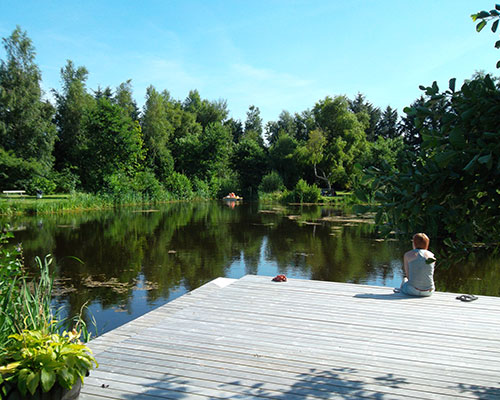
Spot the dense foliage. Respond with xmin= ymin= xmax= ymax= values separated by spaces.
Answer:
xmin=0 ymin=26 xmax=406 ymax=203
xmin=363 ymin=75 xmax=500 ymax=249
xmin=1 ymin=20 xmax=500 ymax=252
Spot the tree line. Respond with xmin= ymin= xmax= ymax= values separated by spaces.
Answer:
xmin=0 ymin=26 xmax=409 ymax=201
xmin=1 ymin=22 xmax=499 ymax=252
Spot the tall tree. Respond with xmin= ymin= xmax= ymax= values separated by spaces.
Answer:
xmin=141 ymin=86 xmax=174 ymax=181
xmin=115 ymin=80 xmax=140 ymax=121
xmin=231 ymin=136 xmax=268 ymax=195
xmin=348 ymin=93 xmax=381 ymax=141
xmin=0 ymin=26 xmax=56 ymax=170
xmin=377 ymin=105 xmax=399 ymax=139
xmin=266 ymin=110 xmax=297 ymax=146
xmin=244 ymin=105 xmax=264 ymax=145
xmin=312 ymin=96 xmax=368 ymax=189
xmin=269 ymin=133 xmax=300 ymax=188
xmin=53 ymin=60 xmax=94 ymax=173
xmin=224 ymin=118 xmax=244 ymax=143
xmin=81 ymin=97 xmax=144 ymax=192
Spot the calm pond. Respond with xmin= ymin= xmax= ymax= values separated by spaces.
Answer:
xmin=3 ymin=201 xmax=499 ymax=337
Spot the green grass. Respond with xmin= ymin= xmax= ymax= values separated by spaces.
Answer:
xmin=0 ymin=193 xmax=114 ymax=215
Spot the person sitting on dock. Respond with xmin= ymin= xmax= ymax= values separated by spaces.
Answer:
xmin=400 ymin=233 xmax=436 ymax=297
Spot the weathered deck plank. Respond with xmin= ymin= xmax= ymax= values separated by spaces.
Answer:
xmin=81 ymin=275 xmax=500 ymax=400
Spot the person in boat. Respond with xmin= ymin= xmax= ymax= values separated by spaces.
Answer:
xmin=400 ymin=233 xmax=436 ymax=297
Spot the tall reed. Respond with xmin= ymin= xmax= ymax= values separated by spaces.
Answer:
xmin=0 ymin=229 xmax=92 ymax=357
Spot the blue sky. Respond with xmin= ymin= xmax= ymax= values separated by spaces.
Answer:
xmin=0 ymin=1 xmax=498 ymax=124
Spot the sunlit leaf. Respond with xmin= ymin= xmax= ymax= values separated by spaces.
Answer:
xmin=26 ymin=371 xmax=40 ymax=395
xmin=41 ymin=368 xmax=56 ymax=392
xmin=476 ymin=20 xmax=487 ymax=32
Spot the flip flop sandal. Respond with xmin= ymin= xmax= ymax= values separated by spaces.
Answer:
xmin=456 ymin=294 xmax=478 ymax=302
xmin=393 ymin=288 xmax=401 ymax=293
xmin=272 ymin=274 xmax=287 ymax=282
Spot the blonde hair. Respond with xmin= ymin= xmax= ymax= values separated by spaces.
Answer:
xmin=413 ymin=233 xmax=430 ymax=250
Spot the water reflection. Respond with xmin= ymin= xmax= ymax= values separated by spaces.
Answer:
xmin=2 ymin=202 xmax=499 ymax=336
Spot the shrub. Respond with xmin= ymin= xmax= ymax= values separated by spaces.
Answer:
xmin=289 ymin=179 xmax=321 ymax=203
xmin=131 ymin=171 xmax=165 ymax=201
xmin=25 ymin=176 xmax=57 ymax=195
xmin=192 ymin=178 xmax=211 ymax=199
xmin=165 ymin=172 xmax=193 ymax=199
xmin=259 ymin=171 xmax=284 ymax=193
xmin=52 ymin=168 xmax=80 ymax=193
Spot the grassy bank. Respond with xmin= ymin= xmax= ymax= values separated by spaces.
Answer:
xmin=0 ymin=192 xmax=179 ymax=216
xmin=259 ymin=190 xmax=359 ymax=207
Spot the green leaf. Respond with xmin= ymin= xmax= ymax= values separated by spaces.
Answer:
xmin=478 ymin=11 xmax=490 ymax=18
xmin=495 ymin=40 xmax=500 ymax=49
xmin=497 ymin=4 xmax=500 ymax=11
xmin=477 ymin=20 xmax=487 ymax=32
xmin=41 ymin=368 xmax=56 ymax=392
xmin=449 ymin=78 xmax=456 ymax=92
xmin=497 ymin=60 xmax=500 ymax=68
xmin=485 ymin=74 xmax=495 ymax=89
xmin=471 ymin=13 xmax=478 ymax=22
xmin=26 ymin=371 xmax=40 ymax=395
xmin=491 ymin=10 xmax=500 ymax=16
xmin=478 ymin=153 xmax=492 ymax=167
xmin=57 ymin=367 xmax=74 ymax=389
xmin=492 ymin=19 xmax=499 ymax=32
xmin=443 ymin=237 xmax=454 ymax=248
xmin=418 ymin=85 xmax=426 ymax=91
xmin=449 ymin=128 xmax=466 ymax=148
xmin=463 ymin=155 xmax=479 ymax=172
xmin=433 ymin=150 xmax=456 ymax=167
xmin=425 ymin=257 xmax=436 ymax=264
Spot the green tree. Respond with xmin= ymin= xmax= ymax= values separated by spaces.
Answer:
xmin=224 ymin=118 xmax=244 ymax=143
xmin=115 ymin=80 xmax=140 ymax=121
xmin=244 ymin=105 xmax=264 ymax=145
xmin=183 ymin=89 xmax=228 ymax=129
xmin=231 ymin=136 xmax=268 ymax=195
xmin=197 ymin=122 xmax=232 ymax=181
xmin=377 ymin=105 xmax=399 ymax=139
xmin=312 ymin=96 xmax=368 ymax=189
xmin=348 ymin=93 xmax=381 ymax=142
xmin=81 ymin=97 xmax=144 ymax=192
xmin=53 ymin=60 xmax=94 ymax=175
xmin=141 ymin=86 xmax=174 ymax=182
xmin=269 ymin=133 xmax=300 ymax=188
xmin=266 ymin=110 xmax=297 ymax=146
xmin=0 ymin=26 xmax=56 ymax=172
xmin=294 ymin=109 xmax=316 ymax=143
xmin=366 ymin=75 xmax=500 ymax=248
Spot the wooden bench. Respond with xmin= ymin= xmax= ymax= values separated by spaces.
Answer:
xmin=2 ymin=190 xmax=26 ymax=197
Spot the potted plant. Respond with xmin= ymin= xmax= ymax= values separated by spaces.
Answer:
xmin=0 ymin=329 xmax=97 ymax=399
xmin=0 ymin=228 xmax=97 ymax=399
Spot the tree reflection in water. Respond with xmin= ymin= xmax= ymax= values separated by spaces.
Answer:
xmin=2 ymin=201 xmax=499 ymax=336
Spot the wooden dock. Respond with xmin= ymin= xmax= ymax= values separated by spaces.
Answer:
xmin=80 ymin=275 xmax=500 ymax=399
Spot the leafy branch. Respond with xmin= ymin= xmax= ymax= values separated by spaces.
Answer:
xmin=472 ymin=4 xmax=500 ymax=67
